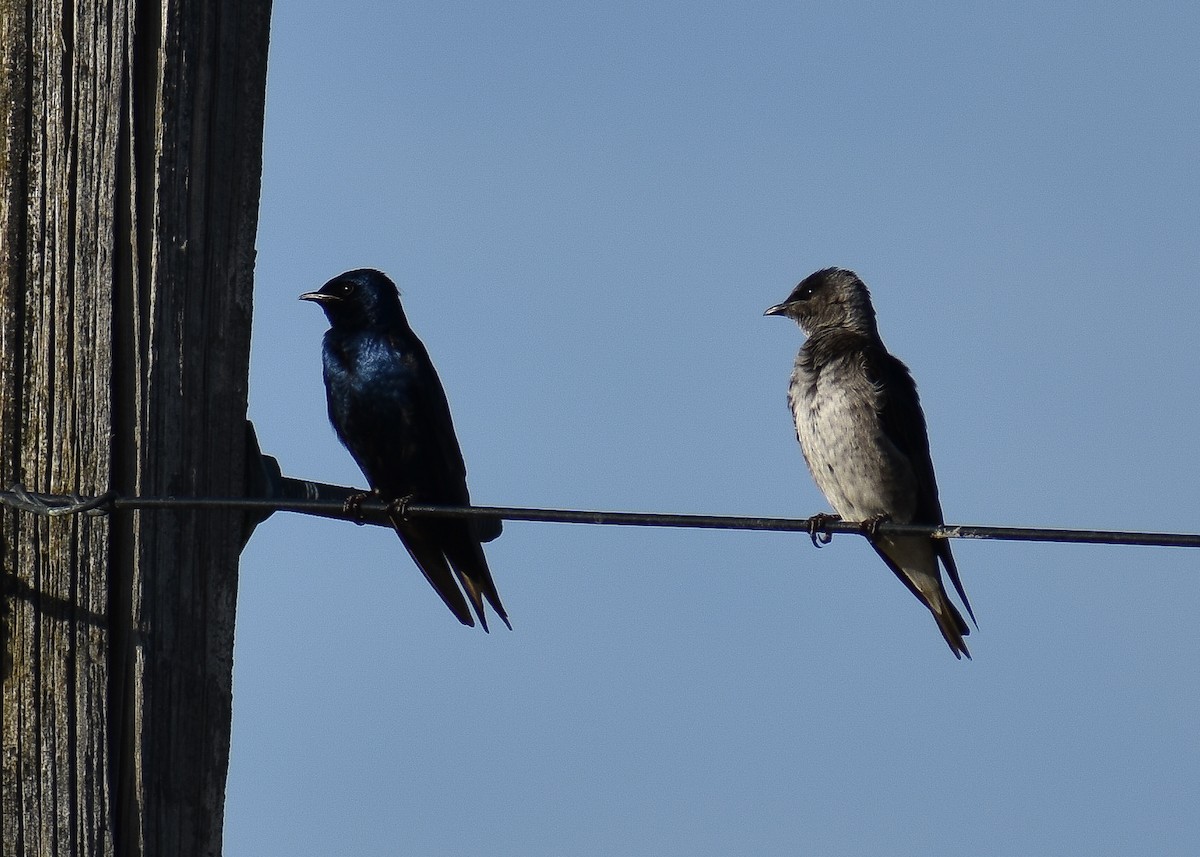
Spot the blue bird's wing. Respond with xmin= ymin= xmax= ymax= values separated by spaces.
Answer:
xmin=395 ymin=333 xmax=510 ymax=630
xmin=399 ymin=334 xmax=503 ymax=543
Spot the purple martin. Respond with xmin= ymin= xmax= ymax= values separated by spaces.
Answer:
xmin=765 ymin=268 xmax=975 ymax=658
xmin=301 ymin=268 xmax=510 ymax=631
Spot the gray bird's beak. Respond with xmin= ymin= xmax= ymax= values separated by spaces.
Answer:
xmin=763 ymin=302 xmax=790 ymax=317
xmin=299 ymin=291 xmax=337 ymax=303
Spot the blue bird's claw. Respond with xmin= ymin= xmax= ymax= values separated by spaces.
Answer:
xmin=342 ymin=491 xmax=372 ymax=525
xmin=387 ymin=494 xmax=417 ymax=523
xmin=807 ymin=513 xmax=840 ymax=548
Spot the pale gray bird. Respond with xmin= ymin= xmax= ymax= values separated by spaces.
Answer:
xmin=765 ymin=267 xmax=976 ymax=658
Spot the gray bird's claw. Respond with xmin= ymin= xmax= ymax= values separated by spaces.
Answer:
xmin=807 ymin=513 xmax=841 ymax=548
xmin=861 ymin=514 xmax=891 ymax=541
xmin=342 ymin=491 xmax=372 ymax=525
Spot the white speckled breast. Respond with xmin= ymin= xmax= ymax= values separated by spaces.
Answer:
xmin=788 ymin=350 xmax=917 ymax=523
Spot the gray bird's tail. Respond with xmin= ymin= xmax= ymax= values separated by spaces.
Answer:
xmin=872 ymin=535 xmax=971 ymax=660
xmin=926 ymin=589 xmax=971 ymax=660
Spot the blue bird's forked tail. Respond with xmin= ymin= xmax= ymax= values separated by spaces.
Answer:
xmin=388 ymin=510 xmax=511 ymax=631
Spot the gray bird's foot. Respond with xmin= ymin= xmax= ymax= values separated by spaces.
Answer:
xmin=387 ymin=494 xmax=417 ymax=522
xmin=861 ymin=513 xmax=892 ymax=541
xmin=342 ymin=491 xmax=373 ymax=525
xmin=806 ymin=513 xmax=842 ymax=548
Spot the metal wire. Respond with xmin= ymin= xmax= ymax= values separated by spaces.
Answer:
xmin=4 ymin=481 xmax=1199 ymax=549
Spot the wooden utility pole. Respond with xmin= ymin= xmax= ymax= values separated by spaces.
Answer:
xmin=1 ymin=2 xmax=272 ymax=855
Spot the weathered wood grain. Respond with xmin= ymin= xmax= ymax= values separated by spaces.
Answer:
xmin=2 ymin=2 xmax=272 ymax=855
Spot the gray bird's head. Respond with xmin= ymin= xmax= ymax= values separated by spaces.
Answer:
xmin=300 ymin=268 xmax=408 ymax=330
xmin=763 ymin=267 xmax=877 ymax=336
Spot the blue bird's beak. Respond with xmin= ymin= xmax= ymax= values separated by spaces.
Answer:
xmin=299 ymin=291 xmax=338 ymax=304
xmin=763 ymin=302 xmax=790 ymax=317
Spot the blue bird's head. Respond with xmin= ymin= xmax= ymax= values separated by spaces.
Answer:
xmin=300 ymin=268 xmax=407 ymax=330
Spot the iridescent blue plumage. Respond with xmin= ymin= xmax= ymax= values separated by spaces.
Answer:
xmin=302 ymin=268 xmax=509 ymax=630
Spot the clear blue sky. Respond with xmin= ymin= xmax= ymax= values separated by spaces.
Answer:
xmin=226 ymin=4 xmax=1200 ymax=855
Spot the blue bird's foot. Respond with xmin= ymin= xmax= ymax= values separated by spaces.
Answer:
xmin=387 ymin=494 xmax=417 ymax=523
xmin=807 ymin=513 xmax=841 ymax=548
xmin=342 ymin=491 xmax=373 ymax=525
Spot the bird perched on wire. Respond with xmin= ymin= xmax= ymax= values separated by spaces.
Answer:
xmin=765 ymin=267 xmax=975 ymax=657
xmin=301 ymin=268 xmax=510 ymax=631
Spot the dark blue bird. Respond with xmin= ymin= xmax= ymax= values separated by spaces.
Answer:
xmin=301 ymin=268 xmax=510 ymax=631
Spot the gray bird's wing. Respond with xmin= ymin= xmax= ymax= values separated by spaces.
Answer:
xmin=864 ymin=345 xmax=976 ymax=627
